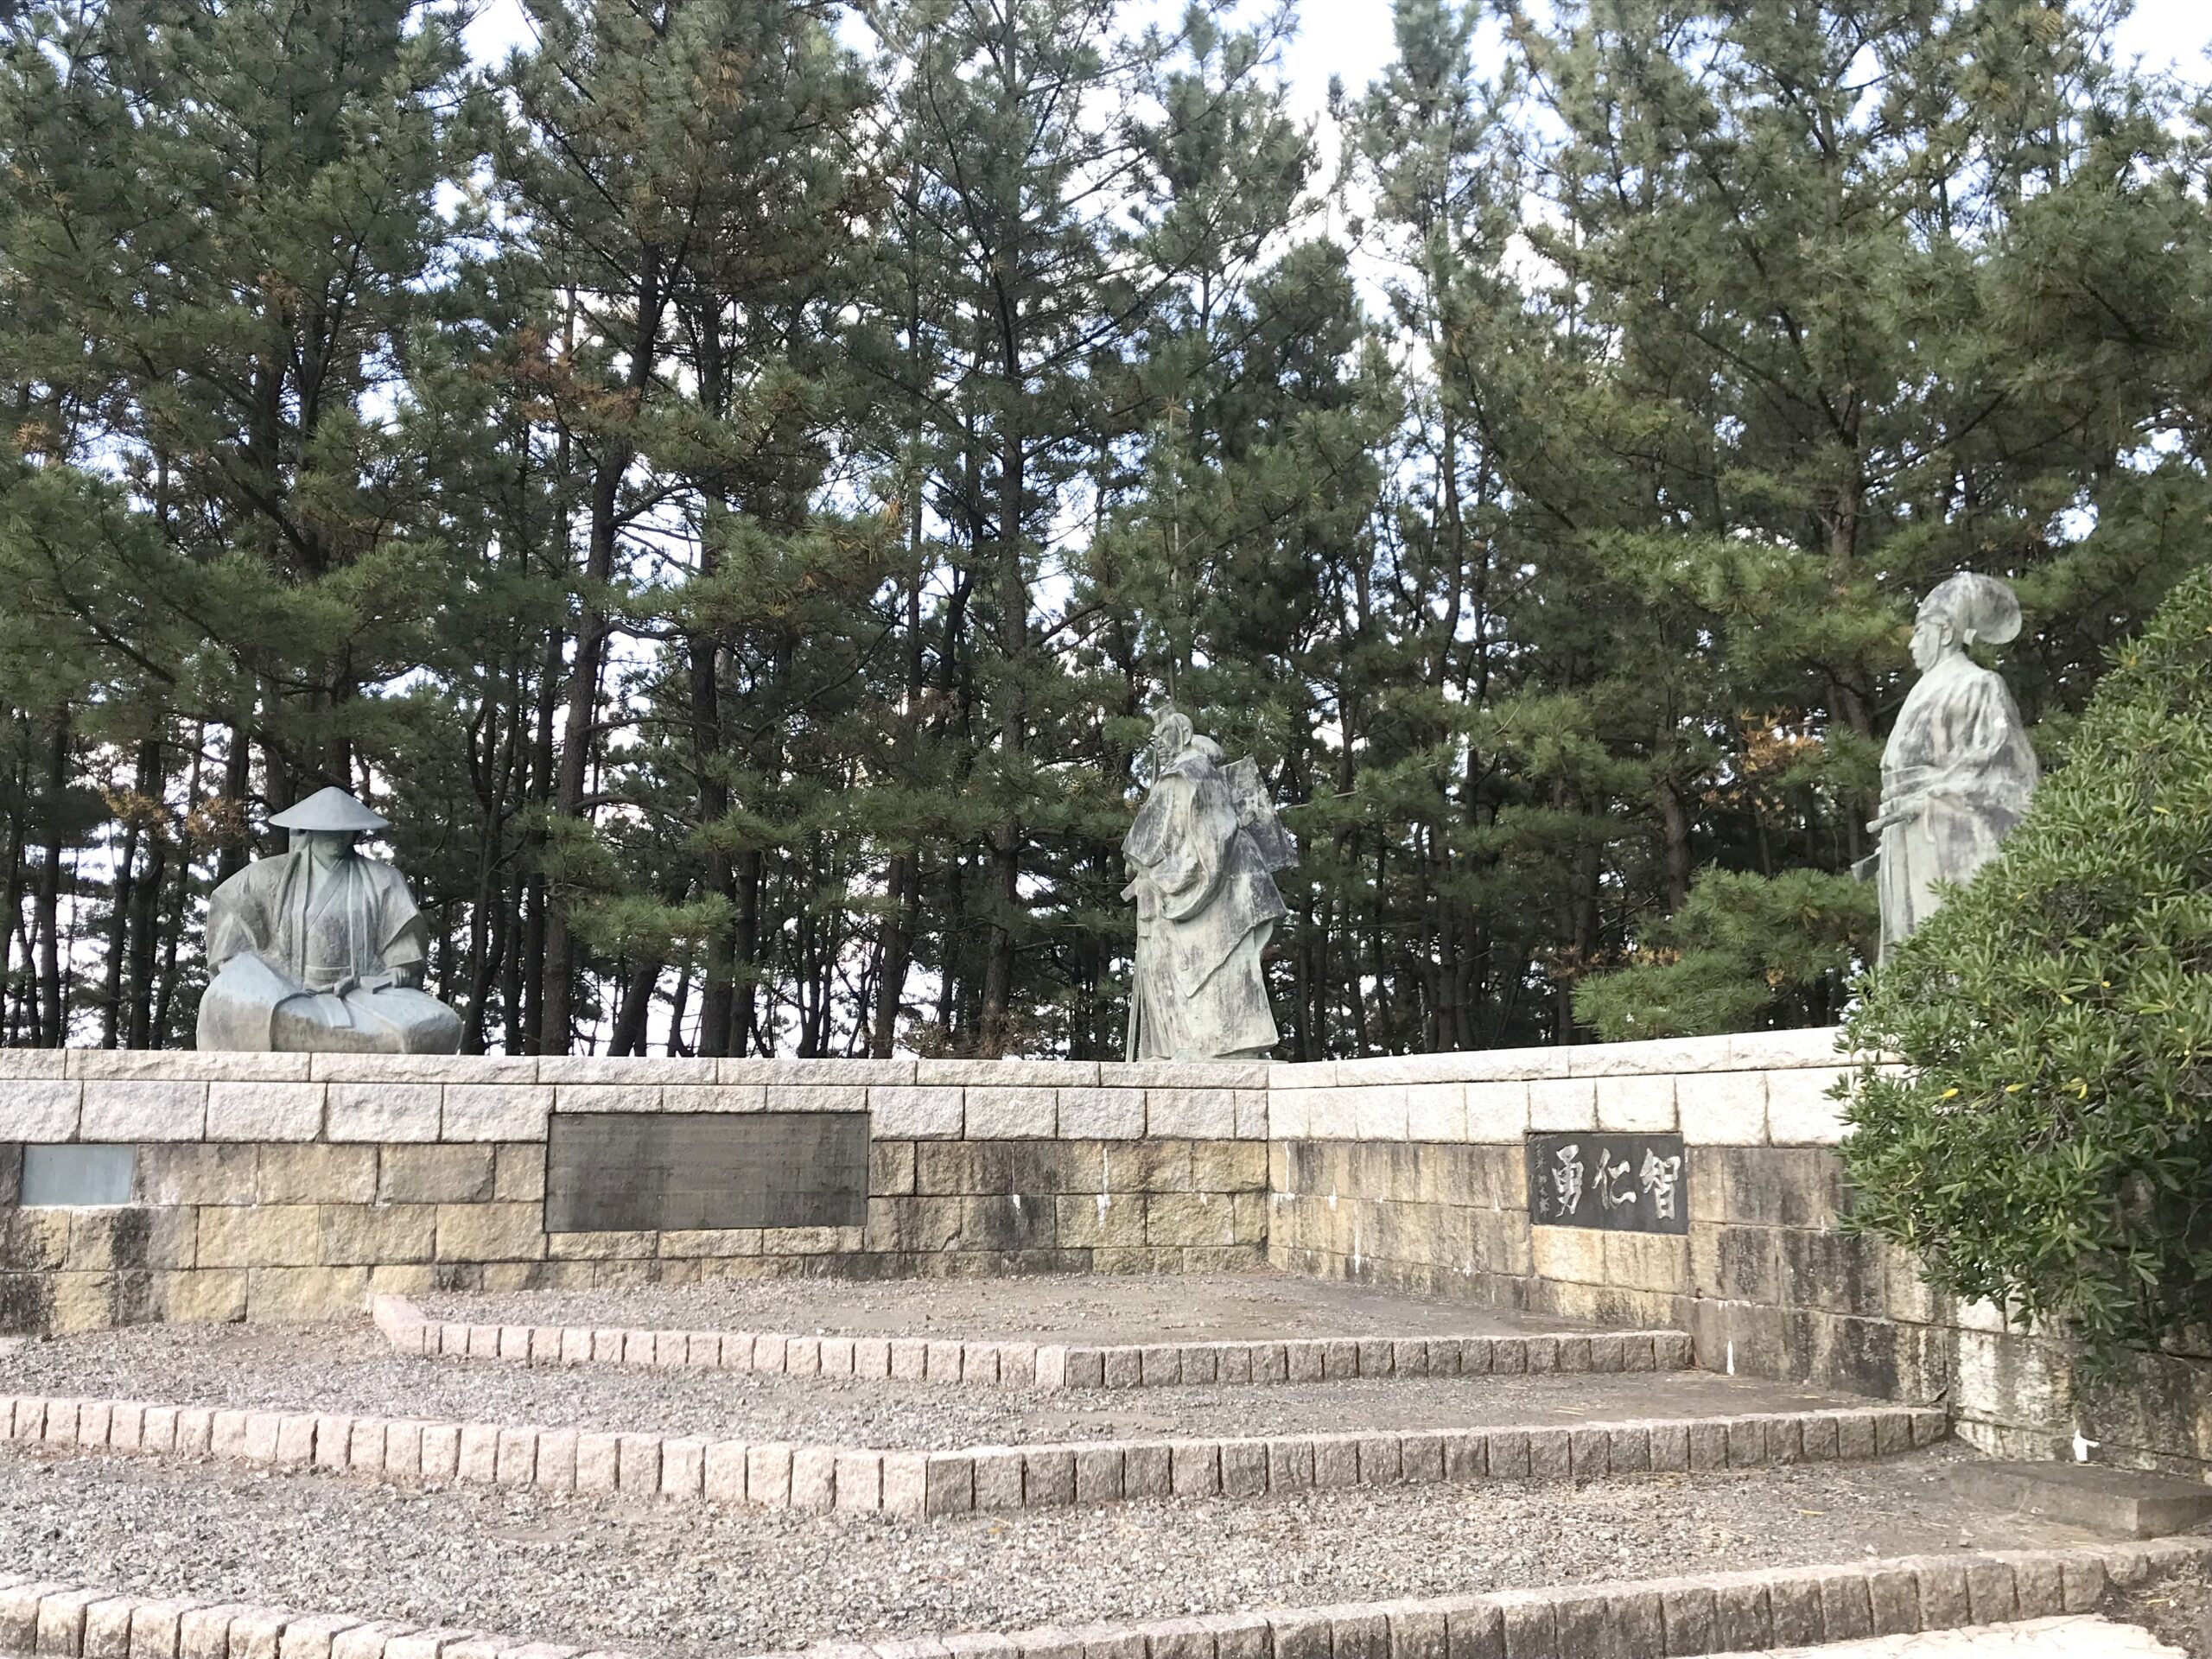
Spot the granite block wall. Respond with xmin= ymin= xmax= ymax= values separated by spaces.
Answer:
xmin=0 ymin=1051 xmax=1268 ymax=1336
xmin=1263 ymin=1029 xmax=2210 ymax=1477
xmin=3 ymin=1032 xmax=2202 ymax=1478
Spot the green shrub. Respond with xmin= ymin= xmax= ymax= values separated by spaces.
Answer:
xmin=1841 ymin=568 xmax=2212 ymax=1369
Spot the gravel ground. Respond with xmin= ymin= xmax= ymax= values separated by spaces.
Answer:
xmin=0 ymin=1440 xmax=2111 ymax=1657
xmin=0 ymin=1319 xmax=1861 ymax=1446
xmin=2110 ymin=1558 xmax=2212 ymax=1657
xmin=420 ymin=1271 xmax=1587 ymax=1344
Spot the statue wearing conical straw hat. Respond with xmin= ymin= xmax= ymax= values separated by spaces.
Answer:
xmin=196 ymin=786 xmax=463 ymax=1052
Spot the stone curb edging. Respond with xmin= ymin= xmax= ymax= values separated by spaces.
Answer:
xmin=1 ymin=1389 xmax=1945 ymax=1519
xmin=0 ymin=1571 xmax=630 ymax=1659
xmin=755 ymin=1540 xmax=2212 ymax=1659
xmin=6 ymin=1541 xmax=2207 ymax=1659
xmin=373 ymin=1297 xmax=1694 ymax=1391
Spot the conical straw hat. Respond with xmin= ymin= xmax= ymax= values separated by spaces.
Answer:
xmin=267 ymin=786 xmax=389 ymax=833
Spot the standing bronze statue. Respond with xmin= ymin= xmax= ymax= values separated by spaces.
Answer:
xmin=196 ymin=787 xmax=463 ymax=1052
xmin=1865 ymin=573 xmax=2039 ymax=958
xmin=1122 ymin=707 xmax=1296 ymax=1060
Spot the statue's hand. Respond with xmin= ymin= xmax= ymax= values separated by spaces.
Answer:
xmin=331 ymin=974 xmax=360 ymax=999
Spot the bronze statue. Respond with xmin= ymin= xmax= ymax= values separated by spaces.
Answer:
xmin=196 ymin=787 xmax=462 ymax=1052
xmin=1122 ymin=707 xmax=1295 ymax=1060
xmin=1866 ymin=573 xmax=2039 ymax=957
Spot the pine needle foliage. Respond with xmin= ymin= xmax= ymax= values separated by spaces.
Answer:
xmin=1841 ymin=569 xmax=2212 ymax=1370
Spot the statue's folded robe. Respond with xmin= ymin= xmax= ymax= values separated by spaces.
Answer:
xmin=1124 ymin=753 xmax=1287 ymax=1059
xmin=198 ymin=849 xmax=461 ymax=1053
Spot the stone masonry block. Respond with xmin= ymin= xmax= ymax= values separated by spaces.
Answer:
xmin=206 ymin=1083 xmax=325 ymax=1142
xmin=1056 ymin=1089 xmax=1146 ymax=1140
xmin=320 ymin=1205 xmax=436 ymax=1265
xmin=1595 ymin=1073 xmax=1675 ymax=1134
xmin=1147 ymin=1090 xmax=1236 ymax=1139
xmin=765 ymin=1085 xmax=867 ymax=1113
xmin=1463 ymin=1080 xmax=1528 ymax=1142
xmin=1526 ymin=1077 xmax=1595 ymax=1132
xmin=326 ymin=1084 xmax=441 ymax=1143
xmin=0 ymin=1079 xmax=79 ymax=1142
xmin=259 ymin=1146 xmax=378 ymax=1205
xmin=440 ymin=1086 xmax=551 ymax=1142
xmin=1233 ymin=1090 xmax=1268 ymax=1140
xmin=434 ymin=1204 xmax=544 ymax=1262
xmin=1765 ymin=1068 xmax=1850 ymax=1146
xmin=81 ymin=1081 xmax=207 ymax=1141
xmin=1404 ymin=1084 xmax=1465 ymax=1143
xmin=1300 ymin=1090 xmax=1357 ymax=1140
xmin=1678 ymin=1071 xmax=1767 ymax=1146
xmin=379 ymin=1146 xmax=494 ymax=1205
xmin=963 ymin=1088 xmax=1057 ymax=1140
xmin=198 ymin=1206 xmax=321 ymax=1269
xmin=311 ymin=1054 xmax=537 ymax=1084
xmin=869 ymin=1086 xmax=964 ymax=1139
xmin=653 ymin=1084 xmax=767 ymax=1113
xmin=918 ymin=1058 xmax=1098 ymax=1088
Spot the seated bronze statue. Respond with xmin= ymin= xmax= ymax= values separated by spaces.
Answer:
xmin=196 ymin=787 xmax=463 ymax=1053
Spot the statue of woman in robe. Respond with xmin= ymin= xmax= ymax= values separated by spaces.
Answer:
xmin=196 ymin=787 xmax=464 ymax=1052
xmin=1868 ymin=573 xmax=2039 ymax=957
xmin=1122 ymin=707 xmax=1295 ymax=1060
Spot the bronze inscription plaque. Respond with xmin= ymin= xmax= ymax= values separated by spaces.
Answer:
xmin=546 ymin=1111 xmax=868 ymax=1233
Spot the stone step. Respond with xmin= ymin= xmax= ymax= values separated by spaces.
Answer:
xmin=372 ymin=1294 xmax=1692 ymax=1389
xmin=10 ymin=1539 xmax=2197 ymax=1659
xmin=1945 ymin=1459 xmax=2212 ymax=1540
xmin=0 ymin=1387 xmax=1944 ymax=1518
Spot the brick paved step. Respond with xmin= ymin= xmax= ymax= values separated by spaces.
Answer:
xmin=5 ymin=1540 xmax=2205 ymax=1659
xmin=373 ymin=1295 xmax=1694 ymax=1389
xmin=1 ymin=1387 xmax=1944 ymax=1518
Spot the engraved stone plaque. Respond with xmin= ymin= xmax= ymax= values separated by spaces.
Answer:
xmin=546 ymin=1112 xmax=868 ymax=1234
xmin=1525 ymin=1131 xmax=1688 ymax=1235
xmin=20 ymin=1144 xmax=137 ymax=1206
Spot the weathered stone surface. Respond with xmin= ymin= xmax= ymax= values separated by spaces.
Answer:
xmin=440 ymin=1086 xmax=551 ymax=1142
xmin=868 ymin=1086 xmax=965 ymax=1139
xmin=1595 ymin=1074 xmax=1675 ymax=1134
xmin=1463 ymin=1082 xmax=1526 ymax=1142
xmin=963 ymin=1088 xmax=1058 ymax=1140
xmin=1525 ymin=1077 xmax=1595 ymax=1133
xmin=379 ymin=1146 xmax=494 ymax=1205
xmin=207 ymin=1083 xmax=325 ymax=1142
xmin=1765 ymin=1068 xmax=1849 ymax=1146
xmin=0 ymin=1079 xmax=80 ymax=1142
xmin=1054 ymin=1089 xmax=1147 ymax=1140
xmin=81 ymin=1081 xmax=207 ymax=1142
xmin=326 ymin=1083 xmax=442 ymax=1142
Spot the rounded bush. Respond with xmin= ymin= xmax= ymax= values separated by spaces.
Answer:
xmin=1841 ymin=568 xmax=2212 ymax=1367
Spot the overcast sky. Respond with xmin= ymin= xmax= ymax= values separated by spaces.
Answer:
xmin=466 ymin=0 xmax=2212 ymax=120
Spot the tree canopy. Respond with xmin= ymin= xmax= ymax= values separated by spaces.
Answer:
xmin=0 ymin=0 xmax=2205 ymax=1057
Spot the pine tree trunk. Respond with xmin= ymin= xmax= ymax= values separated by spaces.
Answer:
xmin=35 ymin=712 xmax=69 ymax=1046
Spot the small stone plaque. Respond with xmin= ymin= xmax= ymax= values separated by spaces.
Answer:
xmin=20 ymin=1143 xmax=136 ymax=1207
xmin=1525 ymin=1131 xmax=1688 ymax=1234
xmin=546 ymin=1112 xmax=868 ymax=1234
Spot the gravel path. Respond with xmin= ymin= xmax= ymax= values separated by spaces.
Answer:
xmin=420 ymin=1271 xmax=1590 ymax=1344
xmin=0 ymin=1440 xmax=2104 ymax=1657
xmin=0 ymin=1319 xmax=1859 ymax=1446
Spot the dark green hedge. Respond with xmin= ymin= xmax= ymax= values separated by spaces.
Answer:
xmin=1842 ymin=567 xmax=2212 ymax=1369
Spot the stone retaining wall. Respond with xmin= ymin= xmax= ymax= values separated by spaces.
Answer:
xmin=2 ymin=1032 xmax=2198 ymax=1477
xmin=1263 ymin=1030 xmax=2206 ymax=1478
xmin=0 ymin=1052 xmax=1268 ymax=1336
